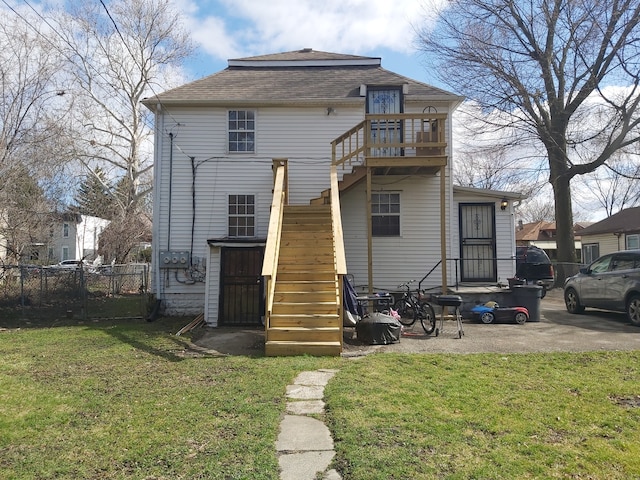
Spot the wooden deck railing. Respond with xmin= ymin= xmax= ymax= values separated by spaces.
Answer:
xmin=331 ymin=112 xmax=448 ymax=169
xmin=261 ymin=159 xmax=288 ymax=329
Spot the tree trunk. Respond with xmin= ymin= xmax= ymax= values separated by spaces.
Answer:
xmin=549 ymin=148 xmax=577 ymax=285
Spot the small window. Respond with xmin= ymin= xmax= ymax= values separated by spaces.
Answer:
xmin=228 ymin=195 xmax=255 ymax=237
xmin=582 ymin=243 xmax=599 ymax=265
xmin=371 ymin=192 xmax=400 ymax=236
xmin=626 ymin=234 xmax=639 ymax=250
xmin=63 ymin=223 xmax=69 ymax=238
xmin=228 ymin=110 xmax=255 ymax=153
xmin=62 ymin=246 xmax=69 ymax=261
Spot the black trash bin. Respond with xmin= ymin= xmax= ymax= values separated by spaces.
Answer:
xmin=508 ymin=285 xmax=543 ymax=322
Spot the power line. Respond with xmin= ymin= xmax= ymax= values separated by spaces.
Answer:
xmin=6 ymin=0 xmax=190 ymax=157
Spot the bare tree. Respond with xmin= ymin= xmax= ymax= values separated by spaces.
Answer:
xmin=418 ymin=0 xmax=640 ymax=280
xmin=577 ymin=147 xmax=640 ymax=216
xmin=515 ymin=197 xmax=556 ymax=223
xmin=453 ymin=102 xmax=548 ymax=194
xmin=0 ymin=11 xmax=71 ymax=263
xmin=47 ymin=0 xmax=193 ymax=216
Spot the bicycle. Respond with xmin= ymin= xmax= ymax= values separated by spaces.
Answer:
xmin=392 ymin=281 xmax=436 ymax=335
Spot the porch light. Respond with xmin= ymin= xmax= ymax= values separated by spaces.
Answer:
xmin=500 ymin=197 xmax=508 ymax=211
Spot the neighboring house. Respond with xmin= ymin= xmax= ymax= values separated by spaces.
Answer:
xmin=37 ymin=213 xmax=109 ymax=264
xmin=142 ymin=49 xmax=522 ymax=354
xmin=36 ymin=212 xmax=80 ymax=263
xmin=577 ymin=207 xmax=640 ymax=264
xmin=515 ymin=220 xmax=591 ymax=261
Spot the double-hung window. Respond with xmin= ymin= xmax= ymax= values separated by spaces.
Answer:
xmin=228 ymin=110 xmax=255 ymax=153
xmin=626 ymin=234 xmax=639 ymax=250
xmin=228 ymin=195 xmax=255 ymax=237
xmin=371 ymin=192 xmax=400 ymax=236
xmin=582 ymin=243 xmax=599 ymax=264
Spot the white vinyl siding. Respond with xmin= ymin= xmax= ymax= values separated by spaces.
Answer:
xmin=151 ymin=102 xmax=462 ymax=320
xmin=341 ymin=175 xmax=451 ymax=293
xmin=579 ymin=234 xmax=623 ymax=258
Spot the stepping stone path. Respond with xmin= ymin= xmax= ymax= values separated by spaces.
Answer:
xmin=276 ymin=369 xmax=342 ymax=480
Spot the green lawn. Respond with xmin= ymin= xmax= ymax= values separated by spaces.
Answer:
xmin=1 ymin=318 xmax=639 ymax=479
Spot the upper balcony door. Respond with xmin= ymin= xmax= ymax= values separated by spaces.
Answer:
xmin=367 ymin=87 xmax=403 ymax=157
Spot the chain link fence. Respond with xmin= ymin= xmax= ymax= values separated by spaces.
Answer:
xmin=0 ymin=264 xmax=151 ymax=323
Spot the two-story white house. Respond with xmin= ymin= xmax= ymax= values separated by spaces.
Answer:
xmin=142 ymin=49 xmax=521 ymax=355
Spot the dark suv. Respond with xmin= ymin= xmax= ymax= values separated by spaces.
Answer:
xmin=514 ymin=246 xmax=555 ymax=297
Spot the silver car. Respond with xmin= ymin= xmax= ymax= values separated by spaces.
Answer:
xmin=564 ymin=250 xmax=640 ymax=326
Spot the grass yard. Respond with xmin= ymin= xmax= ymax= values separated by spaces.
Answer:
xmin=1 ymin=317 xmax=640 ymax=479
xmin=0 ymin=318 xmax=339 ymax=480
xmin=325 ymin=353 xmax=640 ymax=479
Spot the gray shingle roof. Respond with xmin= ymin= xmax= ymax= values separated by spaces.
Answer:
xmin=578 ymin=206 xmax=640 ymax=235
xmin=142 ymin=49 xmax=462 ymax=106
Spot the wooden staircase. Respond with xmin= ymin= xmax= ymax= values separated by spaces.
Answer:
xmin=311 ymin=166 xmax=366 ymax=205
xmin=264 ymin=204 xmax=342 ymax=356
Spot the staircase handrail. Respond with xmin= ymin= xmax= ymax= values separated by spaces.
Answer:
xmin=418 ymin=260 xmax=442 ymax=292
xmin=330 ymin=164 xmax=347 ymax=334
xmin=331 ymin=119 xmax=367 ymax=169
xmin=330 ymin=165 xmax=347 ymax=276
xmin=262 ymin=162 xmax=287 ymax=327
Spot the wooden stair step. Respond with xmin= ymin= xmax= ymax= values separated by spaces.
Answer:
xmin=279 ymin=244 xmax=334 ymax=253
xmin=265 ymin=341 xmax=342 ymax=357
xmin=275 ymin=281 xmax=337 ymax=292
xmin=276 ymin=272 xmax=337 ymax=281
xmin=284 ymin=205 xmax=330 ymax=213
xmin=269 ymin=314 xmax=341 ymax=328
xmin=267 ymin=326 xmax=341 ymax=342
xmin=274 ymin=291 xmax=338 ymax=302
xmin=272 ymin=303 xmax=338 ymax=315
xmin=277 ymin=264 xmax=336 ymax=272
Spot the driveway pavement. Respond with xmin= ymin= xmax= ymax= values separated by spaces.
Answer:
xmin=346 ymin=289 xmax=640 ymax=356
xmin=192 ymin=289 xmax=640 ymax=356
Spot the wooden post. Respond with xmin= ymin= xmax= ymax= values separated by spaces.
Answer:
xmin=272 ymin=158 xmax=288 ymax=203
xmin=367 ymin=167 xmax=373 ymax=295
xmin=440 ymin=164 xmax=447 ymax=294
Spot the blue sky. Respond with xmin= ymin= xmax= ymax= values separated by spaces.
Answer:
xmin=175 ymin=0 xmax=447 ymax=88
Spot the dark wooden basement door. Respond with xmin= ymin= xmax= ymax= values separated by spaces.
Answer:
xmin=219 ymin=247 xmax=264 ymax=326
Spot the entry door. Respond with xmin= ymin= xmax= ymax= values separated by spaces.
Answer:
xmin=219 ymin=247 xmax=264 ymax=326
xmin=367 ymin=88 xmax=402 ymax=157
xmin=459 ymin=204 xmax=497 ymax=282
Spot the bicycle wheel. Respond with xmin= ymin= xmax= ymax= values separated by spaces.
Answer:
xmin=419 ymin=302 xmax=436 ymax=335
xmin=393 ymin=299 xmax=415 ymax=326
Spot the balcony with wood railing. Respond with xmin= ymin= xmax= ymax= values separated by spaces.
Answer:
xmin=332 ymin=112 xmax=448 ymax=175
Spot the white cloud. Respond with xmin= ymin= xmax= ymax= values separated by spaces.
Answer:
xmin=178 ymin=0 xmax=437 ymax=62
